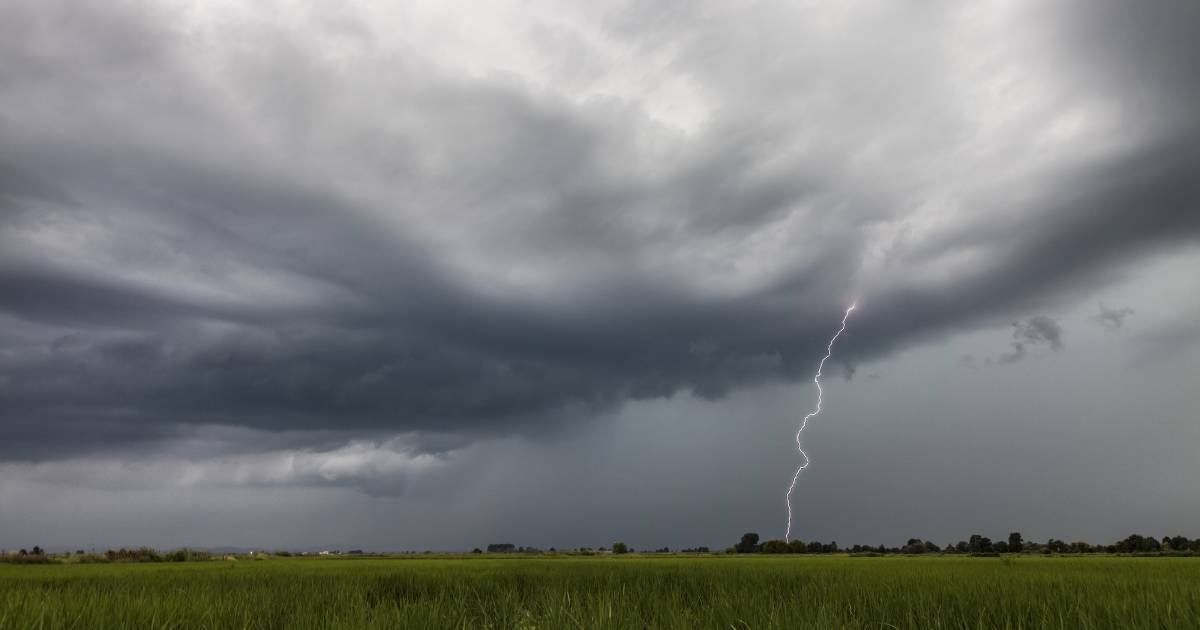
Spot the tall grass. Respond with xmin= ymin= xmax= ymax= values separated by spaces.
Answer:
xmin=1 ymin=555 xmax=1196 ymax=629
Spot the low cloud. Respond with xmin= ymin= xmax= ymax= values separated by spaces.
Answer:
xmin=998 ymin=316 xmax=1064 ymax=364
xmin=1015 ymin=316 xmax=1064 ymax=349
xmin=0 ymin=434 xmax=451 ymax=497
xmin=1094 ymin=302 xmax=1135 ymax=331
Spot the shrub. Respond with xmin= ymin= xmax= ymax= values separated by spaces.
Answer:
xmin=0 ymin=554 xmax=52 ymax=564
xmin=761 ymin=539 xmax=790 ymax=554
xmin=105 ymin=547 xmax=163 ymax=562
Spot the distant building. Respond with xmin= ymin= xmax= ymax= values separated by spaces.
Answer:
xmin=486 ymin=543 xmax=516 ymax=553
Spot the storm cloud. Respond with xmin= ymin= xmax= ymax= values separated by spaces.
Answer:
xmin=1 ymin=0 xmax=1199 ymax=548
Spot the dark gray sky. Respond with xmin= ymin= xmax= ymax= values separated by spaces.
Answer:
xmin=2 ymin=0 xmax=1199 ymax=551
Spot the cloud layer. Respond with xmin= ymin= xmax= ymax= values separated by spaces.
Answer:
xmin=1 ymin=0 xmax=1198 ymax=470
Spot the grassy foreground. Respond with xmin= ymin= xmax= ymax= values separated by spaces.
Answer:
xmin=1 ymin=555 xmax=1197 ymax=629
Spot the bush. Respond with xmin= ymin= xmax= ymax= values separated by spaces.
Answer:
xmin=162 ymin=549 xmax=212 ymax=562
xmin=761 ymin=539 xmax=790 ymax=554
xmin=105 ymin=547 xmax=163 ymax=562
xmin=0 ymin=554 xmax=52 ymax=564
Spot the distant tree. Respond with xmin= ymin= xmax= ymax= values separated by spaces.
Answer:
xmin=807 ymin=541 xmax=822 ymax=553
xmin=788 ymin=539 xmax=807 ymax=554
xmin=954 ymin=541 xmax=968 ymax=553
xmin=1008 ymin=532 xmax=1023 ymax=552
xmin=761 ymin=539 xmax=789 ymax=554
xmin=967 ymin=535 xmax=992 ymax=553
xmin=1166 ymin=536 xmax=1191 ymax=552
xmin=735 ymin=533 xmax=761 ymax=554
xmin=471 ymin=548 xmax=482 ymax=554
xmin=1115 ymin=534 xmax=1160 ymax=554
xmin=993 ymin=541 xmax=1009 ymax=553
xmin=30 ymin=546 xmax=44 ymax=556
xmin=902 ymin=539 xmax=939 ymax=554
xmin=612 ymin=542 xmax=629 ymax=555
xmin=1046 ymin=539 xmax=1070 ymax=553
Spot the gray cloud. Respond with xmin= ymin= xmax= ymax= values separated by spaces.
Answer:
xmin=0 ymin=0 xmax=1198 ymax=473
xmin=996 ymin=316 xmax=1063 ymax=364
xmin=1094 ymin=303 xmax=1135 ymax=331
xmin=1016 ymin=316 xmax=1064 ymax=350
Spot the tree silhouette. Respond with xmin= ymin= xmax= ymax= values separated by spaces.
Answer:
xmin=735 ymin=533 xmax=760 ymax=553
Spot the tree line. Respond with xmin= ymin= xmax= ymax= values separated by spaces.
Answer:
xmin=0 ymin=547 xmax=220 ymax=564
xmin=6 ymin=532 xmax=1198 ymax=562
xmin=727 ymin=532 xmax=1200 ymax=555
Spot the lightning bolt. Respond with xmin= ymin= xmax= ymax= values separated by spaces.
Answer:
xmin=785 ymin=302 xmax=856 ymax=541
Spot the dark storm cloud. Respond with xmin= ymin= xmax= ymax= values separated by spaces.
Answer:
xmin=843 ymin=135 xmax=1200 ymax=360
xmin=1 ymin=0 xmax=1198 ymax=464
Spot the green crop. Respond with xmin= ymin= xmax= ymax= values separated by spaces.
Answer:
xmin=1 ymin=555 xmax=1196 ymax=629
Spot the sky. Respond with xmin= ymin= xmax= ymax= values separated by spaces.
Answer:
xmin=1 ymin=0 xmax=1198 ymax=552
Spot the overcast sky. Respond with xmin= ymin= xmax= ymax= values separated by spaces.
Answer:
xmin=2 ymin=0 xmax=1199 ymax=552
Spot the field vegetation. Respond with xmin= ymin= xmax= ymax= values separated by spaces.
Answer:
xmin=1 ymin=554 xmax=1198 ymax=629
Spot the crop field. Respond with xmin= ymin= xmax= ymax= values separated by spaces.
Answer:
xmin=1 ymin=555 xmax=1197 ymax=629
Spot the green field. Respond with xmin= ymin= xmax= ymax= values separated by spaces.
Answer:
xmin=1 ymin=555 xmax=1197 ymax=629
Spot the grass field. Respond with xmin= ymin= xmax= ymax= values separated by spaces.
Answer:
xmin=1 ymin=555 xmax=1197 ymax=629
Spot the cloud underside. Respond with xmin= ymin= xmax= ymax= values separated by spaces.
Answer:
xmin=1 ymin=0 xmax=1198 ymax=462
